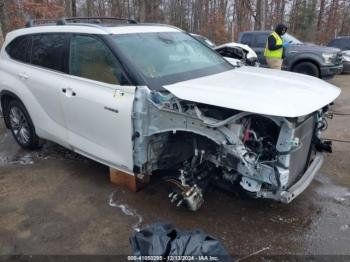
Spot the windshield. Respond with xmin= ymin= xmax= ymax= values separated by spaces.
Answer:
xmin=282 ymin=33 xmax=302 ymax=44
xmin=112 ymin=32 xmax=232 ymax=88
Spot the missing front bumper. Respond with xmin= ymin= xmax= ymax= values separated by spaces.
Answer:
xmin=259 ymin=152 xmax=324 ymax=203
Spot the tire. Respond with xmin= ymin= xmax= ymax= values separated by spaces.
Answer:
xmin=292 ymin=62 xmax=320 ymax=78
xmin=5 ymin=99 xmax=40 ymax=149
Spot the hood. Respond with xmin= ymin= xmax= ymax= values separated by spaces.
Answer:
xmin=289 ymin=43 xmax=340 ymax=54
xmin=163 ymin=67 xmax=340 ymax=117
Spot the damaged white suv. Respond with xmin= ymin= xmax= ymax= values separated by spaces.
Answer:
xmin=0 ymin=18 xmax=340 ymax=210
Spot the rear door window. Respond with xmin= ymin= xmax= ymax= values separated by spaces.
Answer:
xmin=240 ymin=34 xmax=253 ymax=46
xmin=253 ymin=34 xmax=269 ymax=48
xmin=69 ymin=35 xmax=127 ymax=85
xmin=31 ymin=34 xmax=69 ymax=72
xmin=6 ymin=35 xmax=32 ymax=63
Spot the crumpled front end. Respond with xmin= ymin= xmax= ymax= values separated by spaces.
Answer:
xmin=132 ymin=87 xmax=333 ymax=211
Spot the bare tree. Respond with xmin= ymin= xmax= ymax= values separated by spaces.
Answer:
xmin=255 ymin=0 xmax=264 ymax=30
xmin=340 ymin=0 xmax=350 ymax=36
xmin=86 ymin=0 xmax=93 ymax=17
xmin=234 ymin=0 xmax=253 ymax=39
xmin=2 ymin=0 xmax=349 ymax=45
xmin=138 ymin=0 xmax=146 ymax=21
xmin=72 ymin=0 xmax=76 ymax=17
xmin=279 ymin=0 xmax=286 ymax=23
xmin=64 ymin=0 xmax=72 ymax=17
xmin=0 ymin=0 xmax=7 ymax=39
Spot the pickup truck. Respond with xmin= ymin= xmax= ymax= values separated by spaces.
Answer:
xmin=238 ymin=31 xmax=343 ymax=78
xmin=190 ymin=33 xmax=259 ymax=67
xmin=328 ymin=36 xmax=350 ymax=73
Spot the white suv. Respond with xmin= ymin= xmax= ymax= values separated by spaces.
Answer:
xmin=0 ymin=18 xmax=340 ymax=210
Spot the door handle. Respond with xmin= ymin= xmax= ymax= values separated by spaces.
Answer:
xmin=113 ymin=89 xmax=124 ymax=97
xmin=18 ymin=73 xmax=29 ymax=80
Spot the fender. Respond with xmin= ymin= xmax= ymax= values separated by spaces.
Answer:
xmin=285 ymin=52 xmax=322 ymax=71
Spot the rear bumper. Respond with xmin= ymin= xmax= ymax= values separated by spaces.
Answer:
xmin=320 ymin=64 xmax=343 ymax=78
xmin=259 ymin=152 xmax=324 ymax=203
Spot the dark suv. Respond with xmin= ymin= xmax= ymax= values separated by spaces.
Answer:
xmin=238 ymin=31 xmax=343 ymax=78
xmin=328 ymin=36 xmax=350 ymax=73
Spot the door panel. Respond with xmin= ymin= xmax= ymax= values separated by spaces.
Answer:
xmin=60 ymin=78 xmax=135 ymax=171
xmin=24 ymin=66 xmax=70 ymax=145
xmin=62 ymin=34 xmax=135 ymax=171
xmin=21 ymin=33 xmax=70 ymax=145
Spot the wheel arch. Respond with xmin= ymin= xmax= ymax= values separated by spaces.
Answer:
xmin=291 ymin=58 xmax=320 ymax=76
xmin=134 ymin=128 xmax=226 ymax=175
xmin=0 ymin=90 xmax=24 ymax=128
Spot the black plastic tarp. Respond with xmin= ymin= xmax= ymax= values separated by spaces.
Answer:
xmin=130 ymin=223 xmax=233 ymax=262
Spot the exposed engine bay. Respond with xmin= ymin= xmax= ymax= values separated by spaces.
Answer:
xmin=132 ymin=87 xmax=332 ymax=211
xmin=216 ymin=46 xmax=259 ymax=67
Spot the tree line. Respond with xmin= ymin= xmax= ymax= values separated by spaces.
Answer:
xmin=1 ymin=0 xmax=350 ymax=46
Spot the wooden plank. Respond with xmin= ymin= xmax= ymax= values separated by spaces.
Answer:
xmin=109 ymin=168 xmax=150 ymax=192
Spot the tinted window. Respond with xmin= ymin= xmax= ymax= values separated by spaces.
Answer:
xmin=69 ymin=35 xmax=126 ymax=85
xmin=31 ymin=34 xmax=68 ymax=72
xmin=254 ymin=34 xmax=269 ymax=48
xmin=240 ymin=34 xmax=252 ymax=46
xmin=328 ymin=38 xmax=350 ymax=50
xmin=6 ymin=35 xmax=32 ymax=63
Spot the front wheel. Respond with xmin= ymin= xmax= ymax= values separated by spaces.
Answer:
xmin=5 ymin=100 xmax=40 ymax=149
xmin=292 ymin=62 xmax=320 ymax=78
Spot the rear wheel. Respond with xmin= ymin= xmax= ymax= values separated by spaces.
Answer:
xmin=292 ymin=62 xmax=320 ymax=78
xmin=5 ymin=99 xmax=40 ymax=149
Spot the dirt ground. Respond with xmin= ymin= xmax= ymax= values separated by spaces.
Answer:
xmin=1 ymin=74 xmax=350 ymax=259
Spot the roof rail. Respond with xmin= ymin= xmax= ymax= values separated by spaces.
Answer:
xmin=25 ymin=19 xmax=58 ymax=27
xmin=25 ymin=17 xmax=137 ymax=28
xmin=58 ymin=17 xmax=137 ymax=25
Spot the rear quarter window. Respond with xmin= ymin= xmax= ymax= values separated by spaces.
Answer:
xmin=31 ymin=34 xmax=69 ymax=72
xmin=5 ymin=35 xmax=32 ymax=63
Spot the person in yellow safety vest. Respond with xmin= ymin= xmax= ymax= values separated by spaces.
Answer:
xmin=264 ymin=23 xmax=290 ymax=70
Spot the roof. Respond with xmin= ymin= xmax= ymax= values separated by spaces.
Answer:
xmin=239 ymin=30 xmax=272 ymax=35
xmin=5 ymin=23 xmax=182 ymax=44
xmin=333 ymin=36 xmax=350 ymax=39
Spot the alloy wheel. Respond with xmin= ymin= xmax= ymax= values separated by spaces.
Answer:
xmin=9 ymin=106 xmax=30 ymax=145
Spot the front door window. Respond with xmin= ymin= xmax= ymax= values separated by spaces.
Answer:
xmin=69 ymin=35 xmax=126 ymax=85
